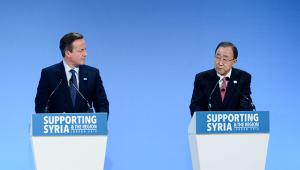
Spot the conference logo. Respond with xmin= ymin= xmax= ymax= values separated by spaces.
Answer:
xmin=32 ymin=113 xmax=108 ymax=136
xmin=196 ymin=111 xmax=269 ymax=134
xmin=43 ymin=115 xmax=98 ymax=134
xmin=206 ymin=113 xmax=259 ymax=132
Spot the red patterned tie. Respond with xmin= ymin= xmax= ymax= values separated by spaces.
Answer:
xmin=220 ymin=77 xmax=227 ymax=103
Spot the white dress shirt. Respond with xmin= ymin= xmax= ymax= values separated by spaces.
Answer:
xmin=217 ymin=69 xmax=232 ymax=88
xmin=63 ymin=59 xmax=79 ymax=88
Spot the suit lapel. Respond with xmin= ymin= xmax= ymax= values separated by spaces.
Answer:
xmin=223 ymin=68 xmax=236 ymax=107
xmin=58 ymin=61 xmax=74 ymax=111
xmin=214 ymin=85 xmax=222 ymax=106
xmin=75 ymin=65 xmax=88 ymax=111
xmin=210 ymin=70 xmax=222 ymax=106
xmin=79 ymin=65 xmax=88 ymax=93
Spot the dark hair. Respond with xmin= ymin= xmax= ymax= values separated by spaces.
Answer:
xmin=215 ymin=41 xmax=238 ymax=59
xmin=59 ymin=32 xmax=84 ymax=57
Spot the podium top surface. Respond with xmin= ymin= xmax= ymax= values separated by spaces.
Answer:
xmin=31 ymin=113 xmax=108 ymax=136
xmin=188 ymin=111 xmax=269 ymax=135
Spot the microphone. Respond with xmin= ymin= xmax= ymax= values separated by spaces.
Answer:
xmin=208 ymin=77 xmax=221 ymax=111
xmin=70 ymin=78 xmax=94 ymax=113
xmin=231 ymin=79 xmax=256 ymax=111
xmin=45 ymin=79 xmax=62 ymax=113
xmin=244 ymin=96 xmax=256 ymax=111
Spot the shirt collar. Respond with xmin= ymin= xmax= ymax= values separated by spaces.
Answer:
xmin=217 ymin=68 xmax=232 ymax=79
xmin=63 ymin=59 xmax=79 ymax=74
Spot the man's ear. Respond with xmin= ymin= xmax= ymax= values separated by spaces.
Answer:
xmin=65 ymin=50 xmax=71 ymax=57
xmin=233 ymin=59 xmax=237 ymax=66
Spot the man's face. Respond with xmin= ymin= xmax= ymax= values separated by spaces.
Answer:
xmin=65 ymin=39 xmax=87 ymax=68
xmin=214 ymin=46 xmax=236 ymax=76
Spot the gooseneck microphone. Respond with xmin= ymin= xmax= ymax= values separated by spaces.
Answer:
xmin=232 ymin=80 xmax=256 ymax=111
xmin=70 ymin=78 xmax=94 ymax=113
xmin=243 ymin=95 xmax=256 ymax=111
xmin=208 ymin=77 xmax=221 ymax=111
xmin=45 ymin=79 xmax=63 ymax=113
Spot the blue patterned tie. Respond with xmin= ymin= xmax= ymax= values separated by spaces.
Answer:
xmin=69 ymin=69 xmax=78 ymax=107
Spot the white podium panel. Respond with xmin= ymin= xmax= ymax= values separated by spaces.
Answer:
xmin=32 ymin=136 xmax=107 ymax=170
xmin=31 ymin=113 xmax=108 ymax=170
xmin=188 ymin=111 xmax=270 ymax=170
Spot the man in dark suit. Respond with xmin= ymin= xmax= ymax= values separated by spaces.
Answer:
xmin=189 ymin=42 xmax=254 ymax=116
xmin=35 ymin=32 xmax=109 ymax=114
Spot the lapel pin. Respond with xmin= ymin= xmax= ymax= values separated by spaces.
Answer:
xmin=83 ymin=78 xmax=87 ymax=80
xmin=233 ymin=80 xmax=237 ymax=84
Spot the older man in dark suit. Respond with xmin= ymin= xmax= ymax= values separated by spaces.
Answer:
xmin=35 ymin=32 xmax=109 ymax=114
xmin=189 ymin=42 xmax=254 ymax=116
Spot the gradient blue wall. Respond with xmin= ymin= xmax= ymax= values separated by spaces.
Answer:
xmin=1 ymin=0 xmax=299 ymax=169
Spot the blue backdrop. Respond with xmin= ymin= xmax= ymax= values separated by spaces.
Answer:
xmin=1 ymin=0 xmax=299 ymax=169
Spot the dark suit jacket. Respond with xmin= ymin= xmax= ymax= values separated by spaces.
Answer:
xmin=189 ymin=68 xmax=253 ymax=116
xmin=35 ymin=61 xmax=109 ymax=114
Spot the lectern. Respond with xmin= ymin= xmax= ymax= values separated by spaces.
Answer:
xmin=31 ymin=113 xmax=108 ymax=170
xmin=188 ymin=111 xmax=269 ymax=170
